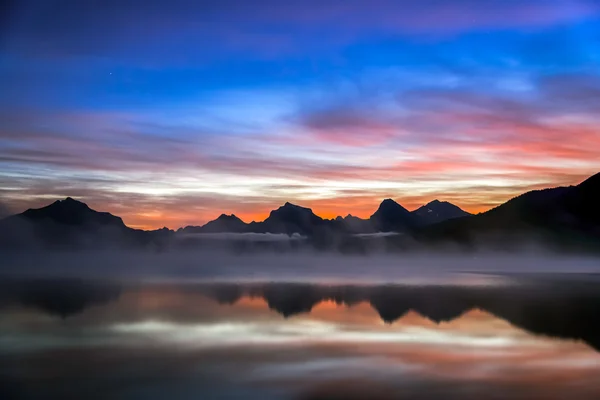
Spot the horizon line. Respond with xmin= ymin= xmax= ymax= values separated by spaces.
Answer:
xmin=5 ymin=171 xmax=597 ymax=231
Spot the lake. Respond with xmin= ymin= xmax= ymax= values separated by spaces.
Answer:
xmin=1 ymin=274 xmax=600 ymax=399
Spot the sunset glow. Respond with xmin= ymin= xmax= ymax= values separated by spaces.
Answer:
xmin=1 ymin=1 xmax=600 ymax=228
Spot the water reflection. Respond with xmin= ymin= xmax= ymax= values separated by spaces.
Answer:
xmin=1 ymin=278 xmax=600 ymax=399
xmin=0 ymin=278 xmax=120 ymax=318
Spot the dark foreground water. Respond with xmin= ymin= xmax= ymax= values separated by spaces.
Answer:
xmin=1 ymin=275 xmax=600 ymax=399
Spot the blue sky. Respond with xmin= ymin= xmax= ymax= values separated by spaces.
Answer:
xmin=1 ymin=0 xmax=600 ymax=228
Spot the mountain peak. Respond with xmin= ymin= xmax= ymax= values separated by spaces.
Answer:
xmin=19 ymin=197 xmax=125 ymax=228
xmin=260 ymin=201 xmax=323 ymax=235
xmin=39 ymin=198 xmax=97 ymax=217
xmin=281 ymin=201 xmax=309 ymax=210
xmin=38 ymin=197 xmax=92 ymax=215
xmin=52 ymin=197 xmax=88 ymax=207
xmin=375 ymin=198 xmax=409 ymax=214
xmin=380 ymin=198 xmax=398 ymax=206
xmin=335 ymin=214 xmax=358 ymax=221
xmin=217 ymin=213 xmax=241 ymax=220
xmin=370 ymin=198 xmax=415 ymax=232
xmin=412 ymin=200 xmax=472 ymax=225
xmin=274 ymin=202 xmax=314 ymax=214
xmin=183 ymin=213 xmax=247 ymax=233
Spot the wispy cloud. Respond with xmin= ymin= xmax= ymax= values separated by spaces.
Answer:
xmin=1 ymin=1 xmax=600 ymax=228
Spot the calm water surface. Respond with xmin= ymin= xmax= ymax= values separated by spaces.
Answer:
xmin=1 ymin=275 xmax=600 ymax=399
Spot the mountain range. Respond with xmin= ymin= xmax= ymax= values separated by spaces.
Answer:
xmin=1 ymin=172 xmax=598 ymax=252
xmin=181 ymin=198 xmax=470 ymax=236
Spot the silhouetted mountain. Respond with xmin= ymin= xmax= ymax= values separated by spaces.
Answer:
xmin=180 ymin=214 xmax=248 ymax=234
xmin=251 ymin=202 xmax=328 ymax=236
xmin=0 ymin=198 xmax=171 ymax=250
xmin=206 ymin=214 xmax=248 ymax=232
xmin=412 ymin=200 xmax=472 ymax=225
xmin=369 ymin=199 xmax=418 ymax=232
xmin=334 ymin=214 xmax=374 ymax=233
xmin=419 ymin=173 xmax=600 ymax=250
xmin=556 ymin=172 xmax=600 ymax=229
xmin=20 ymin=197 xmax=126 ymax=228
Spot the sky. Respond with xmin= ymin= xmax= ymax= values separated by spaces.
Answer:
xmin=1 ymin=0 xmax=600 ymax=229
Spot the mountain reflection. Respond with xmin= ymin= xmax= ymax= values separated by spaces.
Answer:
xmin=2 ymin=277 xmax=600 ymax=351
xmin=0 ymin=278 xmax=121 ymax=318
xmin=2 ymin=277 xmax=600 ymax=399
xmin=199 ymin=281 xmax=600 ymax=351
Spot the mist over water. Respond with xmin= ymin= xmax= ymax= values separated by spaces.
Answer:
xmin=2 ymin=250 xmax=600 ymax=284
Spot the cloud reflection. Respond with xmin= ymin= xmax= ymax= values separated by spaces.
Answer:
xmin=2 ymin=278 xmax=600 ymax=399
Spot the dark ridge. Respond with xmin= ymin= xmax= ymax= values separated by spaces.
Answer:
xmin=417 ymin=174 xmax=600 ymax=251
